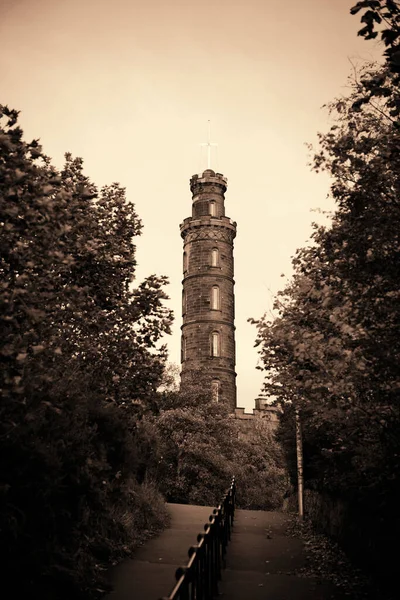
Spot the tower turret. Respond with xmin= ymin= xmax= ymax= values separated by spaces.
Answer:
xmin=180 ymin=169 xmax=237 ymax=411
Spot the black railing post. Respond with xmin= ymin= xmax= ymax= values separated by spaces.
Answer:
xmin=196 ymin=534 xmax=205 ymax=600
xmin=160 ymin=475 xmax=236 ymax=600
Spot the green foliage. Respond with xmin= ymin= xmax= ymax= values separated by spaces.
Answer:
xmin=350 ymin=1 xmax=400 ymax=117
xmin=233 ymin=417 xmax=287 ymax=510
xmin=0 ymin=105 xmax=172 ymax=598
xmin=153 ymin=370 xmax=286 ymax=510
xmin=253 ymin=57 xmax=400 ymax=495
xmin=153 ymin=371 xmax=237 ymax=505
xmin=252 ymin=28 xmax=400 ymax=586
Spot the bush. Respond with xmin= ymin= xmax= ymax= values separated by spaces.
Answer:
xmin=0 ymin=391 xmax=169 ymax=599
xmin=233 ymin=418 xmax=287 ymax=510
xmin=153 ymin=371 xmax=287 ymax=510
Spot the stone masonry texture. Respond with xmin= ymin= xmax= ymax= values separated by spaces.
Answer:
xmin=180 ymin=169 xmax=237 ymax=412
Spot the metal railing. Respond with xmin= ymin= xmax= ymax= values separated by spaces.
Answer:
xmin=160 ymin=476 xmax=236 ymax=600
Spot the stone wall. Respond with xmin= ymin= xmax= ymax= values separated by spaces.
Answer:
xmin=291 ymin=489 xmax=396 ymax=594
xmin=235 ymin=405 xmax=280 ymax=434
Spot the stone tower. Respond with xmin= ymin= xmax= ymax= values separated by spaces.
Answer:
xmin=180 ymin=169 xmax=237 ymax=412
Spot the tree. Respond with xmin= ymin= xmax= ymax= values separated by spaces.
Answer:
xmin=0 ymin=105 xmax=173 ymax=598
xmin=232 ymin=415 xmax=287 ymax=510
xmin=153 ymin=370 xmax=237 ymax=505
xmin=351 ymin=1 xmax=400 ymax=84
xmin=152 ymin=369 xmax=286 ymax=509
xmin=252 ymin=11 xmax=400 ymax=585
xmin=253 ymin=55 xmax=400 ymax=490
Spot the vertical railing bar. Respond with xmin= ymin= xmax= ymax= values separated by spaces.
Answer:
xmin=159 ymin=476 xmax=236 ymax=600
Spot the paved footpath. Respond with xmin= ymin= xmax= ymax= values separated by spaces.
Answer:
xmin=105 ymin=504 xmax=213 ymax=600
xmin=106 ymin=505 xmax=346 ymax=600
xmin=219 ymin=509 xmax=345 ymax=600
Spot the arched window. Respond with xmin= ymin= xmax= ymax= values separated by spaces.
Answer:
xmin=181 ymin=336 xmax=186 ymax=362
xmin=211 ymin=331 xmax=220 ymax=357
xmin=211 ymin=286 xmax=220 ymax=310
xmin=183 ymin=251 xmax=188 ymax=273
xmin=211 ymin=248 xmax=219 ymax=267
xmin=211 ymin=379 xmax=220 ymax=402
xmin=209 ymin=201 xmax=216 ymax=217
xmin=182 ymin=290 xmax=186 ymax=315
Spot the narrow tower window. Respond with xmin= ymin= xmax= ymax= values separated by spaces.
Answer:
xmin=211 ymin=331 xmax=220 ymax=357
xmin=182 ymin=290 xmax=186 ymax=315
xmin=183 ymin=251 xmax=188 ymax=273
xmin=181 ymin=336 xmax=186 ymax=362
xmin=209 ymin=201 xmax=216 ymax=216
xmin=211 ymin=286 xmax=220 ymax=310
xmin=211 ymin=379 xmax=220 ymax=402
xmin=211 ymin=248 xmax=219 ymax=267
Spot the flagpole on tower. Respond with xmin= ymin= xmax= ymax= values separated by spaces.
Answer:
xmin=200 ymin=120 xmax=218 ymax=170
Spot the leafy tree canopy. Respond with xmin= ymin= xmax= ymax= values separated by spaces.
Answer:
xmin=1 ymin=105 xmax=173 ymax=417
xmin=0 ymin=105 xmax=173 ymax=598
xmin=252 ymin=16 xmax=400 ymax=499
xmin=350 ymin=1 xmax=400 ymax=116
xmin=152 ymin=370 xmax=286 ymax=509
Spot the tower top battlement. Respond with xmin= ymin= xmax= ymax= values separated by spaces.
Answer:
xmin=189 ymin=170 xmax=229 ymax=219
xmin=190 ymin=170 xmax=228 ymax=192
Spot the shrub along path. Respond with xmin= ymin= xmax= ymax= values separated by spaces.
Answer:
xmin=105 ymin=505 xmax=347 ymax=600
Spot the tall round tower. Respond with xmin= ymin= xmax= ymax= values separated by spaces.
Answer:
xmin=180 ymin=169 xmax=237 ymax=412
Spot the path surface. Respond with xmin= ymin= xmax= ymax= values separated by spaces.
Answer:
xmin=106 ymin=504 xmax=346 ymax=600
xmin=219 ymin=509 xmax=345 ymax=600
xmin=105 ymin=504 xmax=213 ymax=600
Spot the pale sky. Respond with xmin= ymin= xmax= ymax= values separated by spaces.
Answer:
xmin=1 ymin=0 xmax=379 ymax=410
